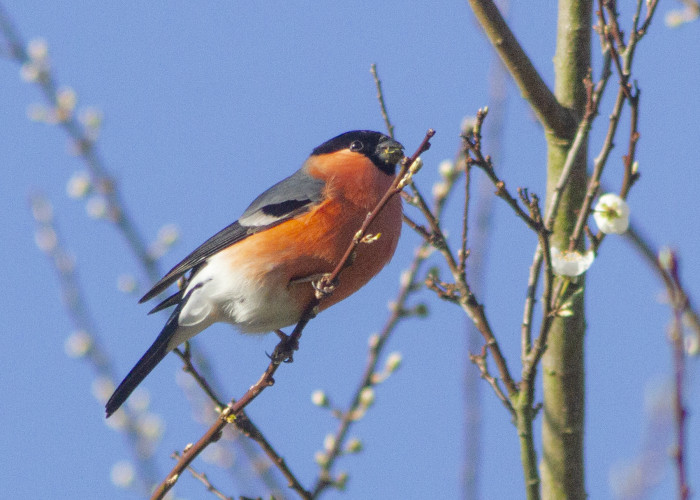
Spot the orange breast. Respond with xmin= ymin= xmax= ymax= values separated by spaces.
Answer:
xmin=219 ymin=154 xmax=402 ymax=323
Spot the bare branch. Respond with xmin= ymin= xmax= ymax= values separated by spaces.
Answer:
xmin=172 ymin=452 xmax=234 ymax=500
xmin=174 ymin=344 xmax=226 ymax=410
xmin=311 ymin=248 xmax=428 ymax=497
xmin=0 ymin=3 xmax=160 ymax=282
xmin=624 ymin=224 xmax=700 ymax=342
xmin=464 ymin=109 xmax=544 ymax=234
xmin=29 ymin=193 xmax=161 ymax=494
xmin=467 ymin=0 xmax=576 ymax=138
xmin=409 ymin=169 xmax=519 ymax=402
xmin=370 ymin=63 xmax=395 ymax=140
xmin=660 ymin=250 xmax=691 ymax=500
xmin=470 ymin=346 xmax=515 ymax=416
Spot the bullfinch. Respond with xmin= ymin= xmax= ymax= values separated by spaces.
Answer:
xmin=106 ymin=130 xmax=404 ymax=417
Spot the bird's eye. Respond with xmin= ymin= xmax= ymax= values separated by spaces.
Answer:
xmin=349 ymin=140 xmax=364 ymax=152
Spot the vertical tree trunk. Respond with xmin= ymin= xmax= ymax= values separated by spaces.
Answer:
xmin=541 ymin=1 xmax=591 ymax=499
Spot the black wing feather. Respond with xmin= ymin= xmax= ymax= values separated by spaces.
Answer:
xmin=147 ymin=288 xmax=185 ymax=314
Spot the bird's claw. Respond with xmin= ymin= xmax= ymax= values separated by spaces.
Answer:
xmin=312 ymin=274 xmax=338 ymax=300
xmin=270 ymin=330 xmax=299 ymax=364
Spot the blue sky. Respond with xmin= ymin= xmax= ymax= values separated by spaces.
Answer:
xmin=1 ymin=2 xmax=699 ymax=499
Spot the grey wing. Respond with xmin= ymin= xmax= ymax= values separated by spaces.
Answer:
xmin=139 ymin=166 xmax=326 ymax=305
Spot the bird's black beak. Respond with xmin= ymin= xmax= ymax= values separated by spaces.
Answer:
xmin=376 ymin=137 xmax=405 ymax=166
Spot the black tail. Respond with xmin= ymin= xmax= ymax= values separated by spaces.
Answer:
xmin=105 ymin=310 xmax=179 ymax=417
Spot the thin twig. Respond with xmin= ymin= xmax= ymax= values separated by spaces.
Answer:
xmin=635 ymin=0 xmax=659 ymax=42
xmin=525 ymin=0 xmax=654 ymax=346
xmin=173 ymin=344 xmax=301 ymax=495
xmin=314 ymin=130 xmax=435 ymax=296
xmin=542 ymin=53 xmax=611 ymax=232
xmin=370 ymin=63 xmax=395 ymax=140
xmin=172 ymin=452 xmax=234 ymax=500
xmin=407 ymin=160 xmax=519 ymax=401
xmin=603 ymin=0 xmax=627 ymax=52
xmin=464 ymin=108 xmax=543 ymax=234
xmin=459 ymin=151 xmax=472 ymax=274
xmin=672 ymin=301 xmax=689 ymax=500
xmin=565 ymin=0 xmax=658 ymax=257
xmin=461 ymin=110 xmax=553 ymax=402
xmin=470 ymin=346 xmax=515 ymax=416
xmin=661 ymin=251 xmax=691 ymax=500
xmin=29 ymin=193 xmax=161 ymax=494
xmin=310 ymin=90 xmax=457 ymax=493
xmin=153 ymin=322 xmax=313 ymax=500
xmin=175 ymin=345 xmax=226 ymax=409
xmin=401 ymin=213 xmax=431 ymax=240
xmin=624 ymin=223 xmax=700 ymax=342
xmin=0 ymin=3 xmax=159 ymax=282
xmin=239 ymin=417 xmax=307 ymax=499
xmin=310 ymin=247 xmax=430 ymax=497
xmin=619 ymin=86 xmax=640 ymax=198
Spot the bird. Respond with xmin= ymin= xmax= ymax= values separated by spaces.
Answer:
xmin=105 ymin=130 xmax=405 ymax=417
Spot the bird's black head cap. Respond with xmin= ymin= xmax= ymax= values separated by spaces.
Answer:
xmin=312 ymin=130 xmax=404 ymax=175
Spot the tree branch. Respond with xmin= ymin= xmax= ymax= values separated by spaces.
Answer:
xmin=29 ymin=193 xmax=161 ymax=495
xmin=0 ymin=3 xmax=159 ymax=282
xmin=467 ymin=0 xmax=576 ymax=138
xmin=172 ymin=452 xmax=234 ymax=500
xmin=407 ymin=163 xmax=519 ymax=402
xmin=660 ymin=250 xmax=691 ymax=500
xmin=310 ymin=248 xmax=428 ymax=497
xmin=370 ymin=63 xmax=395 ymax=140
xmin=623 ymin=223 xmax=700 ymax=342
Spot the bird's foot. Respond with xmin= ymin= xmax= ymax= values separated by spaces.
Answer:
xmin=270 ymin=329 xmax=299 ymax=364
xmin=312 ymin=274 xmax=338 ymax=300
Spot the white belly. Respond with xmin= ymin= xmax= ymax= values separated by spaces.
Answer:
xmin=177 ymin=252 xmax=302 ymax=334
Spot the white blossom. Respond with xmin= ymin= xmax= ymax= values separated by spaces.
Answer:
xmin=27 ymin=38 xmax=48 ymax=61
xmin=685 ymin=334 xmax=699 ymax=356
xmin=345 ymin=438 xmax=363 ymax=453
xmin=157 ymin=223 xmax=180 ymax=246
xmin=385 ymin=352 xmax=402 ymax=372
xmin=367 ymin=334 xmax=379 ymax=349
xmin=136 ymin=413 xmax=164 ymax=440
xmin=432 ymin=181 xmax=449 ymax=200
xmin=438 ymin=159 xmax=456 ymax=179
xmin=110 ymin=461 xmax=135 ymax=488
xmin=202 ymin=442 xmax=234 ymax=468
xmin=79 ymin=107 xmax=103 ymax=134
xmin=66 ymin=171 xmax=91 ymax=198
xmin=85 ymin=195 xmax=108 ymax=219
xmin=314 ymin=451 xmax=329 ymax=467
xmin=550 ymin=247 xmax=595 ymax=277
xmin=64 ymin=330 xmax=92 ymax=358
xmin=34 ymin=227 xmax=57 ymax=253
xmin=56 ymin=87 xmax=77 ymax=113
xmin=311 ymin=390 xmax=328 ymax=407
xmin=117 ymin=274 xmax=137 ymax=294
xmin=409 ymin=156 xmax=423 ymax=174
xmin=359 ymin=387 xmax=375 ymax=408
xmin=665 ymin=6 xmax=699 ymax=28
xmin=593 ymin=193 xmax=630 ymax=234
xmin=323 ymin=434 xmax=336 ymax=452
xmin=91 ymin=376 xmax=115 ymax=403
xmin=31 ymin=197 xmax=53 ymax=222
